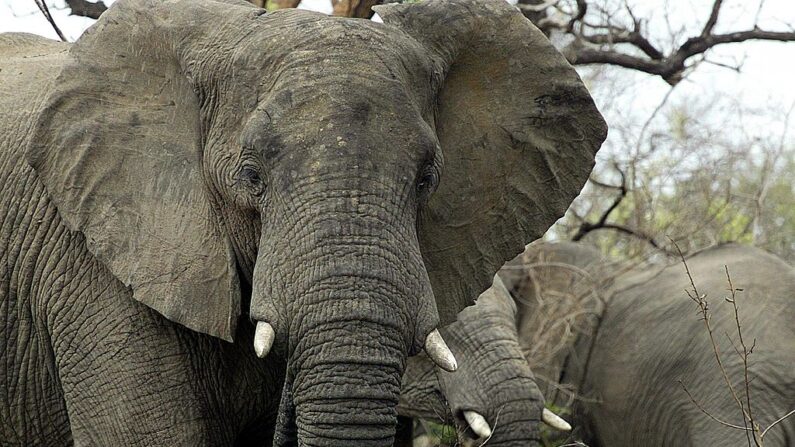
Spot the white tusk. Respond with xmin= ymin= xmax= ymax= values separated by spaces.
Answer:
xmin=464 ymin=410 xmax=492 ymax=439
xmin=253 ymin=321 xmax=275 ymax=358
xmin=542 ymin=408 xmax=572 ymax=431
xmin=424 ymin=329 xmax=458 ymax=372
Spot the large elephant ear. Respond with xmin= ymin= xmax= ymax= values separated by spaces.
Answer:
xmin=26 ymin=0 xmax=247 ymax=341
xmin=375 ymin=0 xmax=607 ymax=324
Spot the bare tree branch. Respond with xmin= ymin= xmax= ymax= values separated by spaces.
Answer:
xmin=34 ymin=0 xmax=67 ymax=42
xmin=568 ymin=26 xmax=795 ymax=85
xmin=725 ymin=266 xmax=762 ymax=446
xmin=581 ymin=28 xmax=663 ymax=60
xmin=535 ymin=0 xmax=795 ymax=85
xmin=761 ymin=409 xmax=795 ymax=439
xmin=673 ymin=241 xmax=756 ymax=446
xmin=570 ymin=166 xmax=669 ymax=252
xmin=679 ymin=381 xmax=754 ymax=432
xmin=701 ymin=0 xmax=725 ymax=38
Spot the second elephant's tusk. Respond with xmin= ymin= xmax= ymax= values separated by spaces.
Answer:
xmin=542 ymin=408 xmax=572 ymax=431
xmin=254 ymin=321 xmax=275 ymax=358
xmin=464 ymin=410 xmax=492 ymax=439
xmin=424 ymin=329 xmax=458 ymax=372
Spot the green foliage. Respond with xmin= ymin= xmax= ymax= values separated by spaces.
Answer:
xmin=423 ymin=420 xmax=459 ymax=445
xmin=264 ymin=0 xmax=283 ymax=12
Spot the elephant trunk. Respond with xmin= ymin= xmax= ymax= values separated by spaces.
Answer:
xmin=291 ymin=319 xmax=405 ymax=446
xmin=251 ymin=194 xmax=442 ymax=445
xmin=434 ymin=289 xmax=547 ymax=446
xmin=269 ymin=278 xmax=414 ymax=446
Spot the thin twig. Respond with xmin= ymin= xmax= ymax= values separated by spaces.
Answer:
xmin=701 ymin=0 xmax=725 ymax=38
xmin=679 ymin=381 xmax=754 ymax=431
xmin=725 ymin=265 xmax=761 ymax=446
xmin=34 ymin=0 xmax=67 ymax=42
xmin=760 ymin=409 xmax=795 ymax=439
xmin=672 ymin=240 xmax=753 ymax=433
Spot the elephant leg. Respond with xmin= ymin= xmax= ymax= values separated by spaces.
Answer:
xmin=46 ymin=258 xmax=242 ymax=446
xmin=0 ymin=285 xmax=71 ymax=445
xmin=53 ymin=288 xmax=227 ymax=446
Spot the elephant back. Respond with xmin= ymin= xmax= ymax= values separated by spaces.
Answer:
xmin=584 ymin=244 xmax=795 ymax=446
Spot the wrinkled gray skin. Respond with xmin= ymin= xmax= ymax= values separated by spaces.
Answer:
xmin=408 ymin=242 xmax=794 ymax=446
xmin=572 ymin=243 xmax=795 ymax=446
xmin=397 ymin=276 xmax=546 ymax=446
xmin=0 ymin=0 xmax=606 ymax=444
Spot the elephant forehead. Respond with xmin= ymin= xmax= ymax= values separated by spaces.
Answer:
xmin=233 ymin=10 xmax=437 ymax=101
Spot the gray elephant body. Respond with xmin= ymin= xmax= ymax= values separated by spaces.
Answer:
xmin=399 ymin=243 xmax=795 ymax=447
xmin=397 ymin=276 xmax=546 ymax=446
xmin=0 ymin=0 xmax=605 ymax=444
xmin=507 ymin=243 xmax=795 ymax=447
xmin=575 ymin=244 xmax=795 ymax=446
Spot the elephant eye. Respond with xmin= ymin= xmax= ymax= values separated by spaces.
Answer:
xmin=238 ymin=165 xmax=265 ymax=195
xmin=416 ymin=164 xmax=439 ymax=197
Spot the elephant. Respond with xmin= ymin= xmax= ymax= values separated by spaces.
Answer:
xmin=396 ymin=275 xmax=573 ymax=446
xmin=0 ymin=0 xmax=607 ymax=444
xmin=562 ymin=243 xmax=795 ymax=446
xmin=398 ymin=242 xmax=795 ymax=446
xmin=397 ymin=275 xmax=545 ymax=446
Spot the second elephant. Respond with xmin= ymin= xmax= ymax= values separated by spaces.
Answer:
xmin=400 ymin=243 xmax=795 ymax=446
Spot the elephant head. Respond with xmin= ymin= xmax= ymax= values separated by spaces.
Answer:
xmin=398 ymin=275 xmax=572 ymax=446
xmin=26 ymin=0 xmax=606 ymax=444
